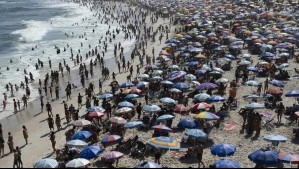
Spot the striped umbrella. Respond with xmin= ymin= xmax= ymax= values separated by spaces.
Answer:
xmin=101 ymin=151 xmax=124 ymax=162
xmin=73 ymin=120 xmax=92 ymax=127
xmin=79 ymin=146 xmax=102 ymax=160
xmin=109 ymin=117 xmax=127 ymax=125
xmin=278 ymin=154 xmax=299 ymax=164
xmin=71 ymin=131 xmax=93 ymax=140
xmin=146 ymin=137 xmax=180 ymax=150
xmin=151 ymin=124 xmax=172 ymax=132
xmin=66 ymin=140 xmax=88 ymax=148
xmin=193 ymin=102 xmax=211 ymax=110
xmin=101 ymin=135 xmax=122 ymax=146
xmin=195 ymin=112 xmax=220 ymax=120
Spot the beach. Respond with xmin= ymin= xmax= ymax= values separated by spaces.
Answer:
xmin=0 ymin=0 xmax=299 ymax=168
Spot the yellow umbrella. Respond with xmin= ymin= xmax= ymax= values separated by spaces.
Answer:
xmin=195 ymin=54 xmax=207 ymax=59
xmin=175 ymin=34 xmax=183 ymax=38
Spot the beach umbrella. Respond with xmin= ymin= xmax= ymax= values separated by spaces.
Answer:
xmin=247 ymin=66 xmax=258 ymax=73
xmin=195 ymin=112 xmax=220 ymax=120
xmin=201 ymin=64 xmax=212 ymax=71
xmin=101 ymin=151 xmax=124 ymax=162
xmin=196 ymin=83 xmax=218 ymax=90
xmin=179 ymin=53 xmax=191 ymax=57
xmin=245 ymin=80 xmax=260 ymax=87
xmin=66 ymin=140 xmax=88 ymax=148
xmin=161 ymin=80 xmax=174 ymax=86
xmin=101 ymin=135 xmax=122 ymax=146
xmin=134 ymin=162 xmax=162 ymax=168
xmin=225 ymin=54 xmax=236 ymax=60
xmin=215 ymin=78 xmax=229 ymax=85
xmin=138 ymin=74 xmax=150 ymax=80
xmin=194 ymin=93 xmax=211 ymax=102
xmin=260 ymin=52 xmax=275 ymax=58
xmin=207 ymin=96 xmax=226 ymax=103
xmin=184 ymin=61 xmax=199 ymax=67
xmin=213 ymin=68 xmax=224 ymax=74
xmin=119 ymin=82 xmax=135 ymax=88
xmin=264 ymin=135 xmax=288 ymax=143
xmin=188 ymin=48 xmax=203 ymax=53
xmin=72 ymin=131 xmax=92 ymax=140
xmin=248 ymin=149 xmax=278 ymax=165
xmin=157 ymin=114 xmax=175 ymax=122
xmin=214 ymin=160 xmax=240 ymax=168
xmin=178 ymin=119 xmax=197 ymax=129
xmin=79 ymin=146 xmax=102 ymax=160
xmin=86 ymin=106 xmax=105 ymax=113
xmin=115 ymin=107 xmax=133 ymax=115
xmin=143 ymin=105 xmax=161 ymax=113
xmin=172 ymin=82 xmax=190 ymax=90
xmin=159 ymin=97 xmax=177 ymax=105
xmin=66 ymin=158 xmax=90 ymax=168
xmin=152 ymin=70 xmax=163 ymax=76
xmin=33 ymin=158 xmax=58 ymax=168
xmin=151 ymin=124 xmax=172 ymax=132
xmin=211 ymin=144 xmax=236 ymax=157
xmin=238 ymin=60 xmax=251 ymax=66
xmin=151 ymin=76 xmax=163 ymax=81
xmin=185 ymin=129 xmax=207 ymax=141
xmin=245 ymin=95 xmax=261 ymax=100
xmin=73 ymin=120 xmax=92 ymax=127
xmin=168 ymin=71 xmax=186 ymax=81
xmin=86 ymin=112 xmax=105 ymax=119
xmin=193 ymin=102 xmax=211 ymax=110
xmin=146 ymin=137 xmax=180 ymax=150
xmin=269 ymin=80 xmax=285 ymax=88
xmin=174 ymin=105 xmax=190 ymax=114
xmin=169 ymin=88 xmax=182 ymax=93
xmin=266 ymin=88 xmax=283 ymax=95
xmin=285 ymin=90 xmax=299 ymax=97
xmin=185 ymin=74 xmax=197 ymax=81
xmin=278 ymin=63 xmax=289 ymax=69
xmin=136 ymin=81 xmax=149 ymax=89
xmin=191 ymin=81 xmax=201 ymax=87
xmin=109 ymin=117 xmax=127 ymax=125
xmin=278 ymin=154 xmax=299 ymax=164
xmin=195 ymin=69 xmax=207 ymax=75
xmin=245 ymin=103 xmax=265 ymax=109
xmin=124 ymin=121 xmax=143 ymax=129
xmin=99 ymin=93 xmax=113 ymax=100
xmin=125 ymin=94 xmax=140 ymax=100
xmin=118 ymin=101 xmax=134 ymax=108
xmin=129 ymin=89 xmax=142 ymax=94
xmin=240 ymin=54 xmax=251 ymax=59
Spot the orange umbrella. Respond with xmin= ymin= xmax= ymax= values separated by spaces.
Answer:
xmin=267 ymin=41 xmax=278 ymax=45
xmin=195 ymin=54 xmax=207 ymax=59
xmin=266 ymin=88 xmax=283 ymax=96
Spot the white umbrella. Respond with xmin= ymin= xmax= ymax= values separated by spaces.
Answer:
xmin=33 ymin=158 xmax=58 ymax=168
xmin=238 ymin=60 xmax=251 ymax=66
xmin=213 ymin=67 xmax=224 ymax=73
xmin=109 ymin=117 xmax=127 ymax=125
xmin=245 ymin=80 xmax=260 ymax=87
xmin=216 ymin=78 xmax=229 ymax=85
xmin=66 ymin=140 xmax=88 ymax=148
xmin=185 ymin=74 xmax=197 ymax=81
xmin=66 ymin=158 xmax=90 ymax=168
xmin=169 ymin=88 xmax=182 ymax=93
xmin=138 ymin=74 xmax=150 ymax=79
xmin=245 ymin=103 xmax=265 ymax=109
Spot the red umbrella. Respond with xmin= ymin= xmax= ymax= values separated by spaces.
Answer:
xmin=208 ymin=37 xmax=218 ymax=41
xmin=87 ymin=112 xmax=105 ymax=118
xmin=174 ymin=105 xmax=190 ymax=114
xmin=129 ymin=89 xmax=142 ymax=94
xmin=266 ymin=88 xmax=283 ymax=96
xmin=193 ymin=102 xmax=211 ymax=110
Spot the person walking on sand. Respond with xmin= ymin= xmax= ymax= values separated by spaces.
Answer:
xmin=22 ymin=95 xmax=28 ymax=109
xmin=22 ymin=126 xmax=28 ymax=145
xmin=2 ymin=100 xmax=6 ymax=111
xmin=197 ymin=142 xmax=205 ymax=168
xmin=50 ymin=132 xmax=56 ymax=152
xmin=13 ymin=99 xmax=17 ymax=113
xmin=13 ymin=149 xmax=19 ymax=168
xmin=47 ymin=115 xmax=55 ymax=132
xmin=46 ymin=102 xmax=53 ymax=117
xmin=16 ymin=146 xmax=23 ymax=168
xmin=55 ymin=114 xmax=62 ymax=131
xmin=8 ymin=132 xmax=13 ymax=153
xmin=17 ymin=100 xmax=21 ymax=111
xmin=0 ymin=135 xmax=4 ymax=158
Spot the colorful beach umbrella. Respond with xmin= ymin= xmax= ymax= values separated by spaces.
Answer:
xmin=146 ymin=137 xmax=180 ymax=150
xmin=80 ymin=146 xmax=102 ymax=160
xmin=101 ymin=135 xmax=122 ymax=146
xmin=196 ymin=83 xmax=218 ymax=90
xmin=214 ymin=160 xmax=240 ymax=168
xmin=278 ymin=154 xmax=299 ymax=164
xmin=193 ymin=102 xmax=211 ymax=110
xmin=72 ymin=131 xmax=92 ymax=140
xmin=33 ymin=158 xmax=58 ymax=168
xmin=66 ymin=158 xmax=90 ymax=168
xmin=248 ymin=149 xmax=278 ymax=165
xmin=211 ymin=144 xmax=236 ymax=157
xmin=73 ymin=120 xmax=92 ymax=127
xmin=195 ymin=112 xmax=220 ymax=120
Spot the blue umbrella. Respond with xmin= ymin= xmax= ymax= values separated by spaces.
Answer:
xmin=179 ymin=53 xmax=190 ymax=57
xmin=196 ymin=83 xmax=218 ymax=91
xmin=159 ymin=97 xmax=177 ymax=105
xmin=195 ymin=69 xmax=207 ymax=75
xmin=167 ymin=43 xmax=177 ymax=47
xmin=248 ymin=150 xmax=278 ymax=165
xmin=184 ymin=61 xmax=199 ymax=67
xmin=214 ymin=160 xmax=240 ymax=168
xmin=124 ymin=121 xmax=144 ymax=129
xmin=161 ymin=80 xmax=174 ymax=86
xmin=285 ymin=90 xmax=299 ymax=97
xmin=119 ymin=82 xmax=135 ymax=88
xmin=213 ymin=47 xmax=223 ymax=51
xmin=72 ymin=131 xmax=93 ymax=140
xmin=176 ymin=47 xmax=186 ymax=51
xmin=80 ymin=146 xmax=102 ymax=160
xmin=211 ymin=43 xmax=221 ymax=48
xmin=269 ymin=80 xmax=285 ymax=88
xmin=185 ymin=129 xmax=207 ymax=141
xmin=207 ymin=96 xmax=226 ymax=103
xmin=229 ymin=45 xmax=241 ymax=50
xmin=177 ymin=119 xmax=197 ymax=129
xmin=188 ymin=47 xmax=203 ymax=53
xmin=172 ymin=82 xmax=190 ymax=91
xmin=201 ymin=65 xmax=212 ymax=71
xmin=157 ymin=114 xmax=175 ymax=122
xmin=225 ymin=54 xmax=236 ymax=60
xmin=211 ymin=144 xmax=236 ymax=157
xmin=136 ymin=81 xmax=148 ymax=89
xmin=143 ymin=105 xmax=161 ymax=113
xmin=66 ymin=140 xmax=88 ymax=148
xmin=86 ymin=106 xmax=105 ymax=113
xmin=118 ymin=101 xmax=134 ymax=108
xmin=166 ymin=39 xmax=180 ymax=43
xmin=168 ymin=71 xmax=187 ymax=81
xmin=247 ymin=66 xmax=258 ymax=73
xmin=125 ymin=94 xmax=140 ymax=100
xmin=194 ymin=93 xmax=211 ymax=102
xmin=260 ymin=52 xmax=275 ymax=58
xmin=99 ymin=93 xmax=113 ymax=100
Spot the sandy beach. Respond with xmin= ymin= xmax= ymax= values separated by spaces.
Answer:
xmin=0 ymin=0 xmax=299 ymax=168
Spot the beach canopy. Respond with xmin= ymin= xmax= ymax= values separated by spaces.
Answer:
xmin=172 ymin=82 xmax=190 ymax=90
xmin=248 ymin=149 xmax=278 ymax=165
xmin=115 ymin=107 xmax=133 ymax=115
xmin=124 ymin=121 xmax=144 ymax=129
xmin=79 ymin=146 xmax=102 ymax=160
xmin=134 ymin=161 xmax=162 ymax=168
xmin=66 ymin=158 xmax=90 ymax=168
xmin=72 ymin=131 xmax=92 ymax=140
xmin=245 ymin=80 xmax=260 ymax=87
xmin=101 ymin=151 xmax=124 ymax=162
xmin=101 ymin=135 xmax=122 ymax=146
xmin=66 ymin=140 xmax=88 ymax=148
xmin=211 ymin=144 xmax=236 ymax=157
xmin=278 ymin=154 xmax=299 ymax=164
xmin=146 ymin=137 xmax=180 ymax=150
xmin=184 ymin=129 xmax=207 ymax=141
xmin=178 ymin=119 xmax=197 ymax=129
xmin=195 ymin=112 xmax=220 ymax=120
xmin=73 ymin=119 xmax=92 ymax=127
xmin=269 ymin=80 xmax=285 ymax=88
xmin=33 ymin=158 xmax=58 ymax=168
xmin=143 ymin=105 xmax=161 ymax=113
xmin=214 ymin=160 xmax=240 ymax=168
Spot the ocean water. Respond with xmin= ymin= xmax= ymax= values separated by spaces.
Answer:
xmin=0 ymin=0 xmax=135 ymax=119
